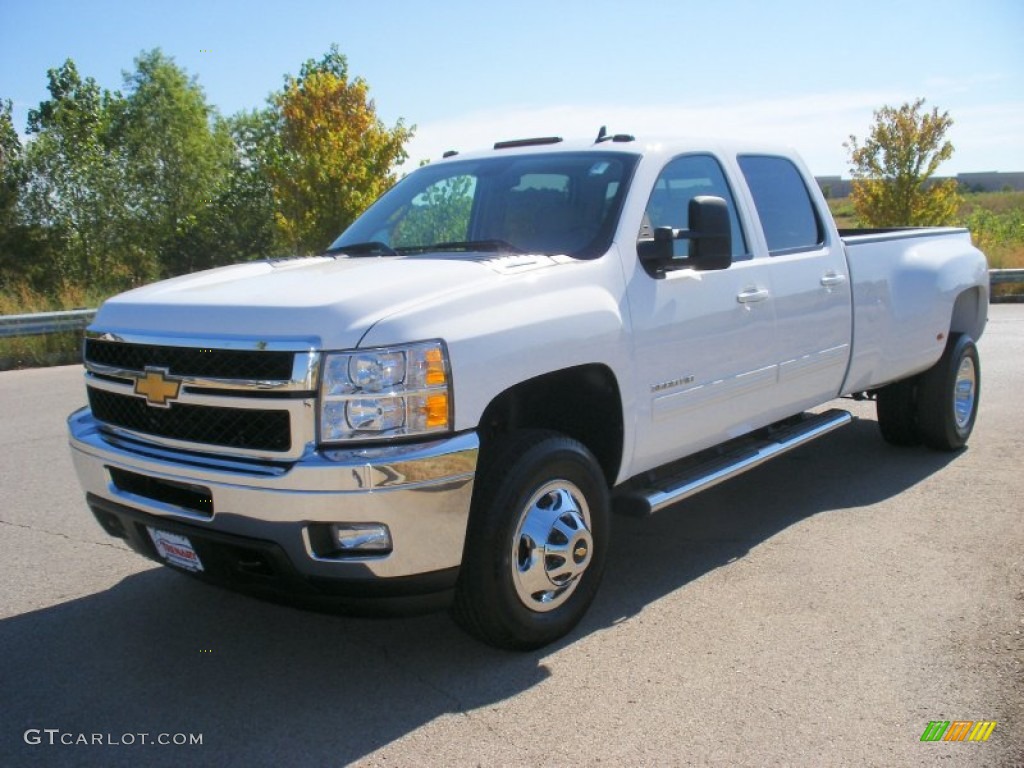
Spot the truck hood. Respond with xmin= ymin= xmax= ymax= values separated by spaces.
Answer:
xmin=92 ymin=253 xmax=566 ymax=350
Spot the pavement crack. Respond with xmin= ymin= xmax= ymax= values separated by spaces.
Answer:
xmin=0 ymin=518 xmax=125 ymax=550
xmin=374 ymin=640 xmax=470 ymax=713
xmin=398 ymin=664 xmax=468 ymax=712
xmin=334 ymin=630 xmax=475 ymax=714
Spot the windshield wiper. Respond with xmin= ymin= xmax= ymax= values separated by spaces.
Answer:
xmin=327 ymin=239 xmax=525 ymax=257
xmin=411 ymin=239 xmax=524 ymax=254
xmin=324 ymin=241 xmax=399 ymax=257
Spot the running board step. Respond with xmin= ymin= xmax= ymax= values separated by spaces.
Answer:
xmin=613 ymin=409 xmax=852 ymax=517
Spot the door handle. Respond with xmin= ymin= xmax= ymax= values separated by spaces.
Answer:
xmin=820 ymin=272 xmax=848 ymax=288
xmin=736 ymin=288 xmax=770 ymax=304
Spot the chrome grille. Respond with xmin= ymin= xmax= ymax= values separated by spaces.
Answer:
xmin=82 ymin=333 xmax=319 ymax=459
xmin=88 ymin=388 xmax=291 ymax=452
xmin=85 ymin=338 xmax=295 ymax=380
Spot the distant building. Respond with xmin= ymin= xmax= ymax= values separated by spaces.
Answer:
xmin=955 ymin=172 xmax=1024 ymax=193
xmin=816 ymin=172 xmax=1024 ymax=198
xmin=816 ymin=176 xmax=850 ymax=198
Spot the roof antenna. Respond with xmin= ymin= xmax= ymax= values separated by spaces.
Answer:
xmin=595 ymin=125 xmax=608 ymax=144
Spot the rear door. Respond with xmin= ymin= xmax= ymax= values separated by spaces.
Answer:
xmin=736 ymin=155 xmax=852 ymax=412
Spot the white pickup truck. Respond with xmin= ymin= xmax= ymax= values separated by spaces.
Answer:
xmin=68 ymin=133 xmax=989 ymax=649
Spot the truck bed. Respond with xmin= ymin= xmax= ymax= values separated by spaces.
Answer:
xmin=839 ymin=226 xmax=971 ymax=243
xmin=838 ymin=227 xmax=987 ymax=394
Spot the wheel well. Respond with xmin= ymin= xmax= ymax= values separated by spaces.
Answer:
xmin=950 ymin=287 xmax=986 ymax=341
xmin=476 ymin=364 xmax=623 ymax=485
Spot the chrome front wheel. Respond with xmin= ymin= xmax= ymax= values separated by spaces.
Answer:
xmin=452 ymin=431 xmax=610 ymax=650
xmin=511 ymin=481 xmax=594 ymax=612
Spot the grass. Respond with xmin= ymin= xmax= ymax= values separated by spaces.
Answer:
xmin=958 ymin=190 xmax=1024 ymax=217
xmin=827 ymin=197 xmax=859 ymax=230
xmin=828 ymin=191 xmax=1024 ymax=299
xmin=827 ymin=190 xmax=1024 ymax=266
xmin=959 ymin=197 xmax=1024 ymax=271
xmin=0 ymin=283 xmax=112 ymax=371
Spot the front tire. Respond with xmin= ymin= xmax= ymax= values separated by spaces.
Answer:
xmin=916 ymin=333 xmax=980 ymax=451
xmin=452 ymin=430 xmax=610 ymax=650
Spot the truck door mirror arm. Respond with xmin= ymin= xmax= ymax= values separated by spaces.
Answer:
xmin=637 ymin=196 xmax=733 ymax=276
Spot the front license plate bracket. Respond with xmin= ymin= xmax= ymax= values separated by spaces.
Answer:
xmin=147 ymin=527 xmax=204 ymax=572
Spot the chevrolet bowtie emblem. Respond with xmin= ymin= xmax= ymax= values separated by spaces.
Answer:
xmin=134 ymin=368 xmax=182 ymax=407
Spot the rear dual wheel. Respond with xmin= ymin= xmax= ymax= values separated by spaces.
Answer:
xmin=875 ymin=333 xmax=980 ymax=451
xmin=916 ymin=333 xmax=980 ymax=451
xmin=876 ymin=377 xmax=921 ymax=446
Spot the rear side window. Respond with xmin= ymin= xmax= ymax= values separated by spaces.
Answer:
xmin=738 ymin=155 xmax=824 ymax=254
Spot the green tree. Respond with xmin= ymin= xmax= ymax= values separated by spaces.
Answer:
xmin=115 ymin=49 xmax=234 ymax=277
xmin=844 ymin=98 xmax=961 ymax=227
xmin=19 ymin=60 xmax=128 ymax=290
xmin=0 ymin=98 xmax=29 ymax=288
xmin=266 ymin=45 xmax=414 ymax=254
xmin=0 ymin=99 xmax=18 ymax=172
xmin=177 ymin=109 xmax=277 ymax=270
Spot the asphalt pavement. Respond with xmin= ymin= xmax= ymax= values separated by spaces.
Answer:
xmin=1 ymin=306 xmax=1021 ymax=767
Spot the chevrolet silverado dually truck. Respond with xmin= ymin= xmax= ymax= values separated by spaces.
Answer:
xmin=68 ymin=133 xmax=989 ymax=649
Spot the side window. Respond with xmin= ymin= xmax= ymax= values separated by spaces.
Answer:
xmin=639 ymin=154 xmax=748 ymax=261
xmin=738 ymin=155 xmax=824 ymax=254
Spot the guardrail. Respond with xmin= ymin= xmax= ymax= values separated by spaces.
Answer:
xmin=990 ymin=268 xmax=1024 ymax=286
xmin=0 ymin=309 xmax=97 ymax=339
xmin=990 ymin=268 xmax=1024 ymax=303
xmin=1 ymin=269 xmax=1022 ymax=340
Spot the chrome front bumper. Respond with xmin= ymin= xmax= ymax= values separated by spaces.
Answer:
xmin=68 ymin=407 xmax=478 ymax=583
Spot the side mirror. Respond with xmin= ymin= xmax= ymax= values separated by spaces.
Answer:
xmin=687 ymin=196 xmax=732 ymax=271
xmin=637 ymin=195 xmax=733 ymax=276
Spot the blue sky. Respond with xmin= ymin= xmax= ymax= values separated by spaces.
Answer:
xmin=1 ymin=0 xmax=1021 ymax=176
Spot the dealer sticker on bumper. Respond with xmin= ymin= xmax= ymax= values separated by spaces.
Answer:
xmin=147 ymin=527 xmax=204 ymax=573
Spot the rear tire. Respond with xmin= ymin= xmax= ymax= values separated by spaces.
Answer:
xmin=876 ymin=377 xmax=921 ymax=446
xmin=452 ymin=430 xmax=610 ymax=650
xmin=916 ymin=333 xmax=980 ymax=451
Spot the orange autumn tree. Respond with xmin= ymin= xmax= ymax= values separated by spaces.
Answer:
xmin=267 ymin=46 xmax=413 ymax=254
xmin=844 ymin=98 xmax=961 ymax=227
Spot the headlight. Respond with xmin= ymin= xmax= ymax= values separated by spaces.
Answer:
xmin=319 ymin=340 xmax=451 ymax=443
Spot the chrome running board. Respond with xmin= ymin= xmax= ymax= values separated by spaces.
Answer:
xmin=614 ymin=409 xmax=852 ymax=517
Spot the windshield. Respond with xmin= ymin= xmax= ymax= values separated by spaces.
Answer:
xmin=329 ymin=151 xmax=639 ymax=259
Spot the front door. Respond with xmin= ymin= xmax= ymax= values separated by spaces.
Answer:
xmin=626 ymin=153 xmax=779 ymax=473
